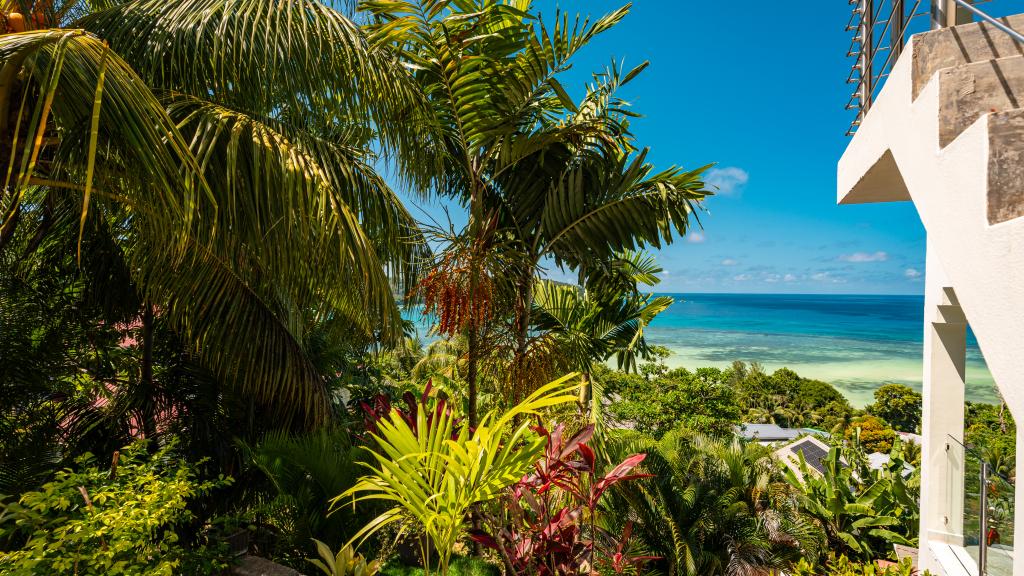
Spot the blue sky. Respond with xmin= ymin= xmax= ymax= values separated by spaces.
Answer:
xmin=397 ymin=1 xmax=935 ymax=295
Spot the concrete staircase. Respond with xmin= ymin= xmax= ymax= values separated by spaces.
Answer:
xmin=837 ymin=15 xmax=1024 ymax=413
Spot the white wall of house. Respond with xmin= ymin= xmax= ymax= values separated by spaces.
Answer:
xmin=837 ymin=23 xmax=1024 ymax=576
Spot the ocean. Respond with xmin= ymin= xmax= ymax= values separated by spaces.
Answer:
xmin=643 ymin=293 xmax=996 ymax=408
xmin=407 ymin=293 xmax=997 ymax=408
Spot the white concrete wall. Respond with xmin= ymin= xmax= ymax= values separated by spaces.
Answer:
xmin=837 ymin=36 xmax=1024 ymax=576
xmin=919 ymin=243 xmax=967 ymax=575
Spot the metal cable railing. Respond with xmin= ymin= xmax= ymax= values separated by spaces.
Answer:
xmin=955 ymin=0 xmax=1024 ymax=42
xmin=845 ymin=0 xmax=1022 ymax=136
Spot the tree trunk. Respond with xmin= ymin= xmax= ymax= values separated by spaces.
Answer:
xmin=512 ymin=269 xmax=534 ymax=405
xmin=466 ymin=322 xmax=479 ymax=429
xmin=578 ymin=371 xmax=594 ymax=420
xmin=140 ymin=301 xmax=158 ymax=449
xmin=466 ymin=162 xmax=483 ymax=430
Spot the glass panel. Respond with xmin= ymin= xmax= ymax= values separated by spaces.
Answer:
xmin=950 ymin=434 xmax=1015 ymax=576
xmin=985 ymin=469 xmax=1015 ymax=576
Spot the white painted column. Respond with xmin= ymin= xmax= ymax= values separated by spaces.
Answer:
xmin=919 ymin=240 xmax=968 ymax=574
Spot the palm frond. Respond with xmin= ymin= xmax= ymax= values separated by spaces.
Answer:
xmin=79 ymin=0 xmax=437 ymax=189
xmin=0 ymin=29 xmax=209 ymax=244
xmin=541 ymin=151 xmax=711 ymax=267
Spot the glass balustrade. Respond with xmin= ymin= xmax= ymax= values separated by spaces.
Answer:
xmin=949 ymin=434 xmax=1015 ymax=576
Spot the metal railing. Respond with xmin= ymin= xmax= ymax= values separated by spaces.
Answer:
xmin=845 ymin=0 xmax=1023 ymax=136
xmin=948 ymin=434 xmax=1016 ymax=576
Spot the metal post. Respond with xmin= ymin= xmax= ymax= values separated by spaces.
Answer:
xmin=934 ymin=0 xmax=975 ymax=29
xmin=955 ymin=0 xmax=975 ymax=25
xmin=892 ymin=0 xmax=906 ymax=59
xmin=931 ymin=0 xmax=947 ymax=29
xmin=859 ymin=0 xmax=875 ymax=114
xmin=979 ymin=460 xmax=990 ymax=575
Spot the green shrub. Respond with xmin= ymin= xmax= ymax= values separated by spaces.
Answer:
xmin=605 ymin=428 xmax=826 ymax=575
xmin=603 ymin=361 xmax=742 ymax=438
xmin=792 ymin=555 xmax=919 ymax=576
xmin=309 ymin=539 xmax=380 ymax=576
xmin=0 ymin=440 xmax=231 ymax=575
xmin=845 ymin=415 xmax=897 ymax=454
xmin=380 ymin=557 xmax=500 ymax=576
xmin=785 ymin=442 xmax=918 ymax=561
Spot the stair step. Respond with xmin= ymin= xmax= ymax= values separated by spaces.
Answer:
xmin=941 ymin=287 xmax=960 ymax=307
xmin=987 ymin=107 xmax=1024 ymax=223
xmin=913 ymin=14 xmax=1024 ymax=100
xmin=938 ymin=56 xmax=1024 ymax=147
xmin=934 ymin=303 xmax=967 ymax=325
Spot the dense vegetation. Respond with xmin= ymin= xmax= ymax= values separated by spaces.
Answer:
xmin=0 ymin=0 xmax=1012 ymax=575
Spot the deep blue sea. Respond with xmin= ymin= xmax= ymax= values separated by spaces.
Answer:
xmin=643 ymin=293 xmax=995 ymax=407
xmin=408 ymin=293 xmax=996 ymax=408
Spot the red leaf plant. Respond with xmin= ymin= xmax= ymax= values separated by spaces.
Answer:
xmin=358 ymin=380 xmax=464 ymax=441
xmin=470 ymin=423 xmax=658 ymax=575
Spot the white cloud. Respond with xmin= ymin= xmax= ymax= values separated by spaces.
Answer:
xmin=721 ymin=258 xmax=737 ymax=266
xmin=687 ymin=232 xmax=706 ymax=244
xmin=839 ymin=251 xmax=888 ymax=263
xmin=705 ymin=167 xmax=750 ymax=197
xmin=732 ymin=273 xmax=752 ymax=281
xmin=764 ymin=274 xmax=780 ymax=283
xmin=811 ymin=271 xmax=846 ymax=283
xmin=784 ymin=274 xmax=798 ymax=282
xmin=904 ymin=268 xmax=922 ymax=279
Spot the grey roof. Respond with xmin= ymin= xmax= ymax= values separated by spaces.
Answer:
xmin=739 ymin=423 xmax=800 ymax=441
xmin=738 ymin=423 xmax=827 ymax=442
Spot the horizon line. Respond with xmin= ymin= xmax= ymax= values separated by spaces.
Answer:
xmin=650 ymin=291 xmax=924 ymax=297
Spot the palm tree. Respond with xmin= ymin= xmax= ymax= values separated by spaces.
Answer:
xmin=360 ymin=0 xmax=711 ymax=422
xmin=239 ymin=428 xmax=370 ymax=552
xmin=1 ymin=0 xmax=435 ymax=425
xmin=530 ymin=251 xmax=672 ymax=418
xmin=606 ymin=429 xmax=825 ymax=576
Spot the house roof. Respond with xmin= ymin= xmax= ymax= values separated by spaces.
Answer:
xmin=773 ymin=435 xmax=836 ymax=482
xmin=738 ymin=423 xmax=828 ymax=442
xmin=867 ymin=452 xmax=915 ymax=477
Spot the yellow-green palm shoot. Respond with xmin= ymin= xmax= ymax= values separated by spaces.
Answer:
xmin=308 ymin=540 xmax=379 ymax=576
xmin=333 ymin=375 xmax=579 ymax=575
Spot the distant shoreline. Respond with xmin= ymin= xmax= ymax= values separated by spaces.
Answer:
xmin=406 ymin=292 xmax=998 ymax=408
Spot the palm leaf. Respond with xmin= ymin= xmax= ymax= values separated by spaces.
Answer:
xmin=333 ymin=374 xmax=578 ymax=573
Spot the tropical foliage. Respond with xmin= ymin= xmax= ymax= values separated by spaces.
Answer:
xmin=606 ymin=429 xmax=826 ymax=576
xmin=360 ymin=0 xmax=710 ymax=423
xmin=239 ymin=429 xmax=375 ymax=563
xmin=792 ymin=555 xmax=920 ymax=576
xmin=531 ymin=250 xmax=674 ymax=416
xmin=336 ymin=376 xmax=578 ymax=575
xmin=785 ymin=441 xmax=919 ymax=561
xmin=0 ymin=0 xmax=430 ymax=427
xmin=866 ymin=385 xmax=922 ymax=433
xmin=310 ymin=540 xmax=381 ymax=576
xmin=0 ymin=440 xmax=231 ymax=575
xmin=845 ymin=416 xmax=898 ymax=454
xmin=601 ymin=353 xmax=856 ymax=438
xmin=472 ymin=424 xmax=653 ymax=576
xmin=601 ymin=355 xmax=742 ymax=437
xmin=965 ymin=399 xmax=1016 ymax=479
xmin=0 ymin=0 xmax=950 ymax=574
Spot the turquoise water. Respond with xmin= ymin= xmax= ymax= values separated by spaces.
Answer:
xmin=644 ymin=293 xmax=996 ymax=408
